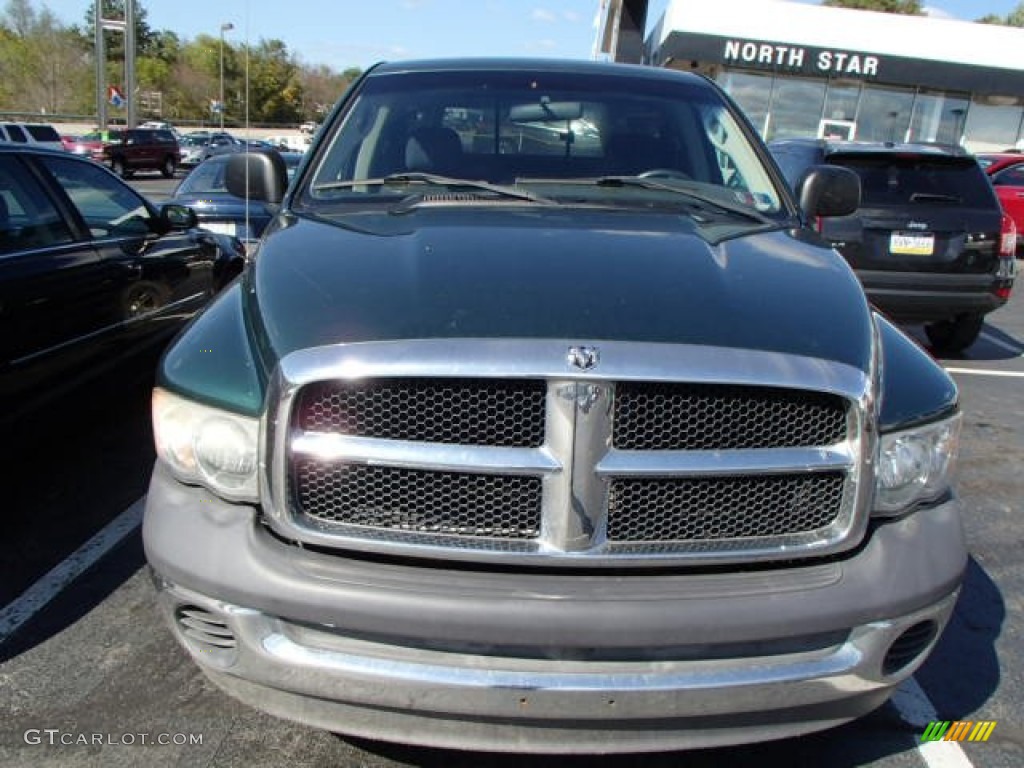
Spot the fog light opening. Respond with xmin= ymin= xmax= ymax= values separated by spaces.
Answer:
xmin=174 ymin=603 xmax=238 ymax=652
xmin=882 ymin=620 xmax=938 ymax=676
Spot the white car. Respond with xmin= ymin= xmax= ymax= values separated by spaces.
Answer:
xmin=0 ymin=122 xmax=64 ymax=151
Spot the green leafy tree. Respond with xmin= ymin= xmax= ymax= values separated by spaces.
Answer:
xmin=0 ymin=0 xmax=92 ymax=114
xmin=246 ymin=38 xmax=303 ymax=124
xmin=976 ymin=2 xmax=1024 ymax=25
xmin=1 ymin=0 xmax=366 ymax=124
xmin=78 ymin=0 xmax=154 ymax=57
xmin=822 ymin=0 xmax=923 ymax=13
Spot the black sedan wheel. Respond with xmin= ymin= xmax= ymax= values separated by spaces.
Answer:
xmin=122 ymin=281 xmax=169 ymax=319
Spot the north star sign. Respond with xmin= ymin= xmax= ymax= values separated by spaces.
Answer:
xmin=723 ymin=39 xmax=880 ymax=77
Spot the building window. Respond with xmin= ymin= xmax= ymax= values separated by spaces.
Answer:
xmin=767 ymin=78 xmax=826 ymax=141
xmin=907 ymin=89 xmax=969 ymax=145
xmin=856 ymin=85 xmax=915 ymax=142
xmin=719 ymin=69 xmax=773 ymax=137
xmin=964 ymin=95 xmax=1024 ymax=151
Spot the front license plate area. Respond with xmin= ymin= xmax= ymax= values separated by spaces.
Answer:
xmin=201 ymin=221 xmax=238 ymax=236
xmin=890 ymin=232 xmax=934 ymax=255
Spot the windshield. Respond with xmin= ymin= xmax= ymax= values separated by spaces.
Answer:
xmin=301 ymin=68 xmax=785 ymax=218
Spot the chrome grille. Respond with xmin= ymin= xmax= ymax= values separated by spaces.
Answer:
xmin=297 ymin=378 xmax=545 ymax=446
xmin=270 ymin=339 xmax=871 ymax=567
xmin=613 ymin=382 xmax=847 ymax=450
xmin=607 ymin=473 xmax=845 ymax=541
xmin=295 ymin=461 xmax=542 ymax=539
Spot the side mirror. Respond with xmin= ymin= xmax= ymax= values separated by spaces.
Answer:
xmin=226 ymin=151 xmax=287 ymax=204
xmin=159 ymin=203 xmax=198 ymax=231
xmin=796 ymin=165 xmax=860 ymax=218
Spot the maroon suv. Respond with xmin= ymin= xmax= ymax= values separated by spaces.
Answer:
xmin=101 ymin=128 xmax=181 ymax=178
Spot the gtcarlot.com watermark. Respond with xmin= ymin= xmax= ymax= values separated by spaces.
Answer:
xmin=24 ymin=729 xmax=202 ymax=747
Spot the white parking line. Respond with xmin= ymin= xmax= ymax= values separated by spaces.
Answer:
xmin=0 ymin=498 xmax=144 ymax=646
xmin=945 ymin=367 xmax=1024 ymax=378
xmin=891 ymin=677 xmax=974 ymax=768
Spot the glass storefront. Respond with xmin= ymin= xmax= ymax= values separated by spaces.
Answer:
xmin=716 ymin=66 xmax=1022 ymax=151
xmin=855 ymin=85 xmax=915 ymax=143
xmin=720 ymin=70 xmax=773 ymax=137
xmin=964 ymin=96 xmax=1024 ymax=151
xmin=907 ymin=89 xmax=969 ymax=145
xmin=767 ymin=78 xmax=827 ymax=140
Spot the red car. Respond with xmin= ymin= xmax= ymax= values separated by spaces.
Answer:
xmin=979 ymin=151 xmax=1024 ymax=257
xmin=66 ymin=128 xmax=124 ymax=162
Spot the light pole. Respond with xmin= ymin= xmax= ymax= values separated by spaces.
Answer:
xmin=219 ymin=22 xmax=233 ymax=130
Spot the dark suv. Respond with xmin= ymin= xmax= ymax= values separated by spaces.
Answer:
xmin=101 ymin=127 xmax=181 ymax=179
xmin=769 ymin=139 xmax=1016 ymax=352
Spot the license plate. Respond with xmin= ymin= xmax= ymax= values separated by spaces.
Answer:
xmin=890 ymin=232 xmax=934 ymax=255
xmin=201 ymin=221 xmax=237 ymax=236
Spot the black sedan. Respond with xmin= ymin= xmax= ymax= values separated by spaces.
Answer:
xmin=0 ymin=144 xmax=245 ymax=424
xmin=167 ymin=151 xmax=303 ymax=250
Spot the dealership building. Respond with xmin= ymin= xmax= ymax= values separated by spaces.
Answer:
xmin=600 ymin=0 xmax=1024 ymax=151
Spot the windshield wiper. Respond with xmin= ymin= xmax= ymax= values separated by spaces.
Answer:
xmin=312 ymin=172 xmax=557 ymax=207
xmin=909 ymin=192 xmax=963 ymax=204
xmin=520 ymin=175 xmax=773 ymax=223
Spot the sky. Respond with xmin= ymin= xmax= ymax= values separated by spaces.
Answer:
xmin=28 ymin=0 xmax=1024 ymax=73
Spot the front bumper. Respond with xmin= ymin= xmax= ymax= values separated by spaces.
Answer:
xmin=144 ymin=462 xmax=966 ymax=753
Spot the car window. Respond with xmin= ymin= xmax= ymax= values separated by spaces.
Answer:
xmin=0 ymin=155 xmax=75 ymax=253
xmin=39 ymin=155 xmax=153 ymax=237
xmin=991 ymin=164 xmax=1024 ymax=187
xmin=830 ymin=154 xmax=996 ymax=208
xmin=177 ymin=159 xmax=228 ymax=194
xmin=3 ymin=124 xmax=28 ymax=143
xmin=767 ymin=143 xmax=821 ymax=188
xmin=26 ymin=125 xmax=61 ymax=142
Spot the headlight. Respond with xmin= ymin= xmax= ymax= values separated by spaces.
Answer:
xmin=152 ymin=388 xmax=260 ymax=502
xmin=873 ymin=413 xmax=961 ymax=516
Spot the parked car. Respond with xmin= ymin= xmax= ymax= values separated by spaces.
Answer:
xmin=66 ymin=128 xmax=124 ymax=162
xmin=977 ymin=151 xmax=1024 ymax=257
xmin=770 ymin=138 xmax=1016 ymax=352
xmin=168 ymin=150 xmax=303 ymax=248
xmin=100 ymin=127 xmax=181 ymax=178
xmin=0 ymin=122 xmax=65 ymax=152
xmin=178 ymin=131 xmax=243 ymax=170
xmin=0 ymin=145 xmax=245 ymax=425
xmin=144 ymin=58 xmax=967 ymax=754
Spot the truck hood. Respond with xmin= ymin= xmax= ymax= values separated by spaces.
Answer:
xmin=245 ymin=208 xmax=874 ymax=373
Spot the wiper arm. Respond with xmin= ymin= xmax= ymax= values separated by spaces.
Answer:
xmin=594 ymin=176 xmax=771 ymax=222
xmin=909 ymin=192 xmax=962 ymax=204
xmin=312 ymin=172 xmax=556 ymax=206
xmin=520 ymin=175 xmax=772 ymax=223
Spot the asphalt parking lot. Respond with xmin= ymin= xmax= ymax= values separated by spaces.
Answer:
xmin=0 ymin=174 xmax=1021 ymax=767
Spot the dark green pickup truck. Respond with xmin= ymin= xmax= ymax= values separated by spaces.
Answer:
xmin=143 ymin=58 xmax=966 ymax=754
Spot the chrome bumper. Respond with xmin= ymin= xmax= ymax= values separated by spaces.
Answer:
xmin=144 ymin=462 xmax=966 ymax=752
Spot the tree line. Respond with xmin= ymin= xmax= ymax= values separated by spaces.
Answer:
xmin=824 ymin=0 xmax=1024 ymax=23
xmin=0 ymin=0 xmax=361 ymax=127
xmin=4 ymin=0 xmax=1024 ymax=127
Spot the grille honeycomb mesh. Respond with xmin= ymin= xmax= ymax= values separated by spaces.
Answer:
xmin=607 ymin=473 xmax=845 ymax=541
xmin=295 ymin=461 xmax=542 ymax=539
xmin=613 ymin=382 xmax=847 ymax=450
xmin=297 ymin=378 xmax=546 ymax=447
